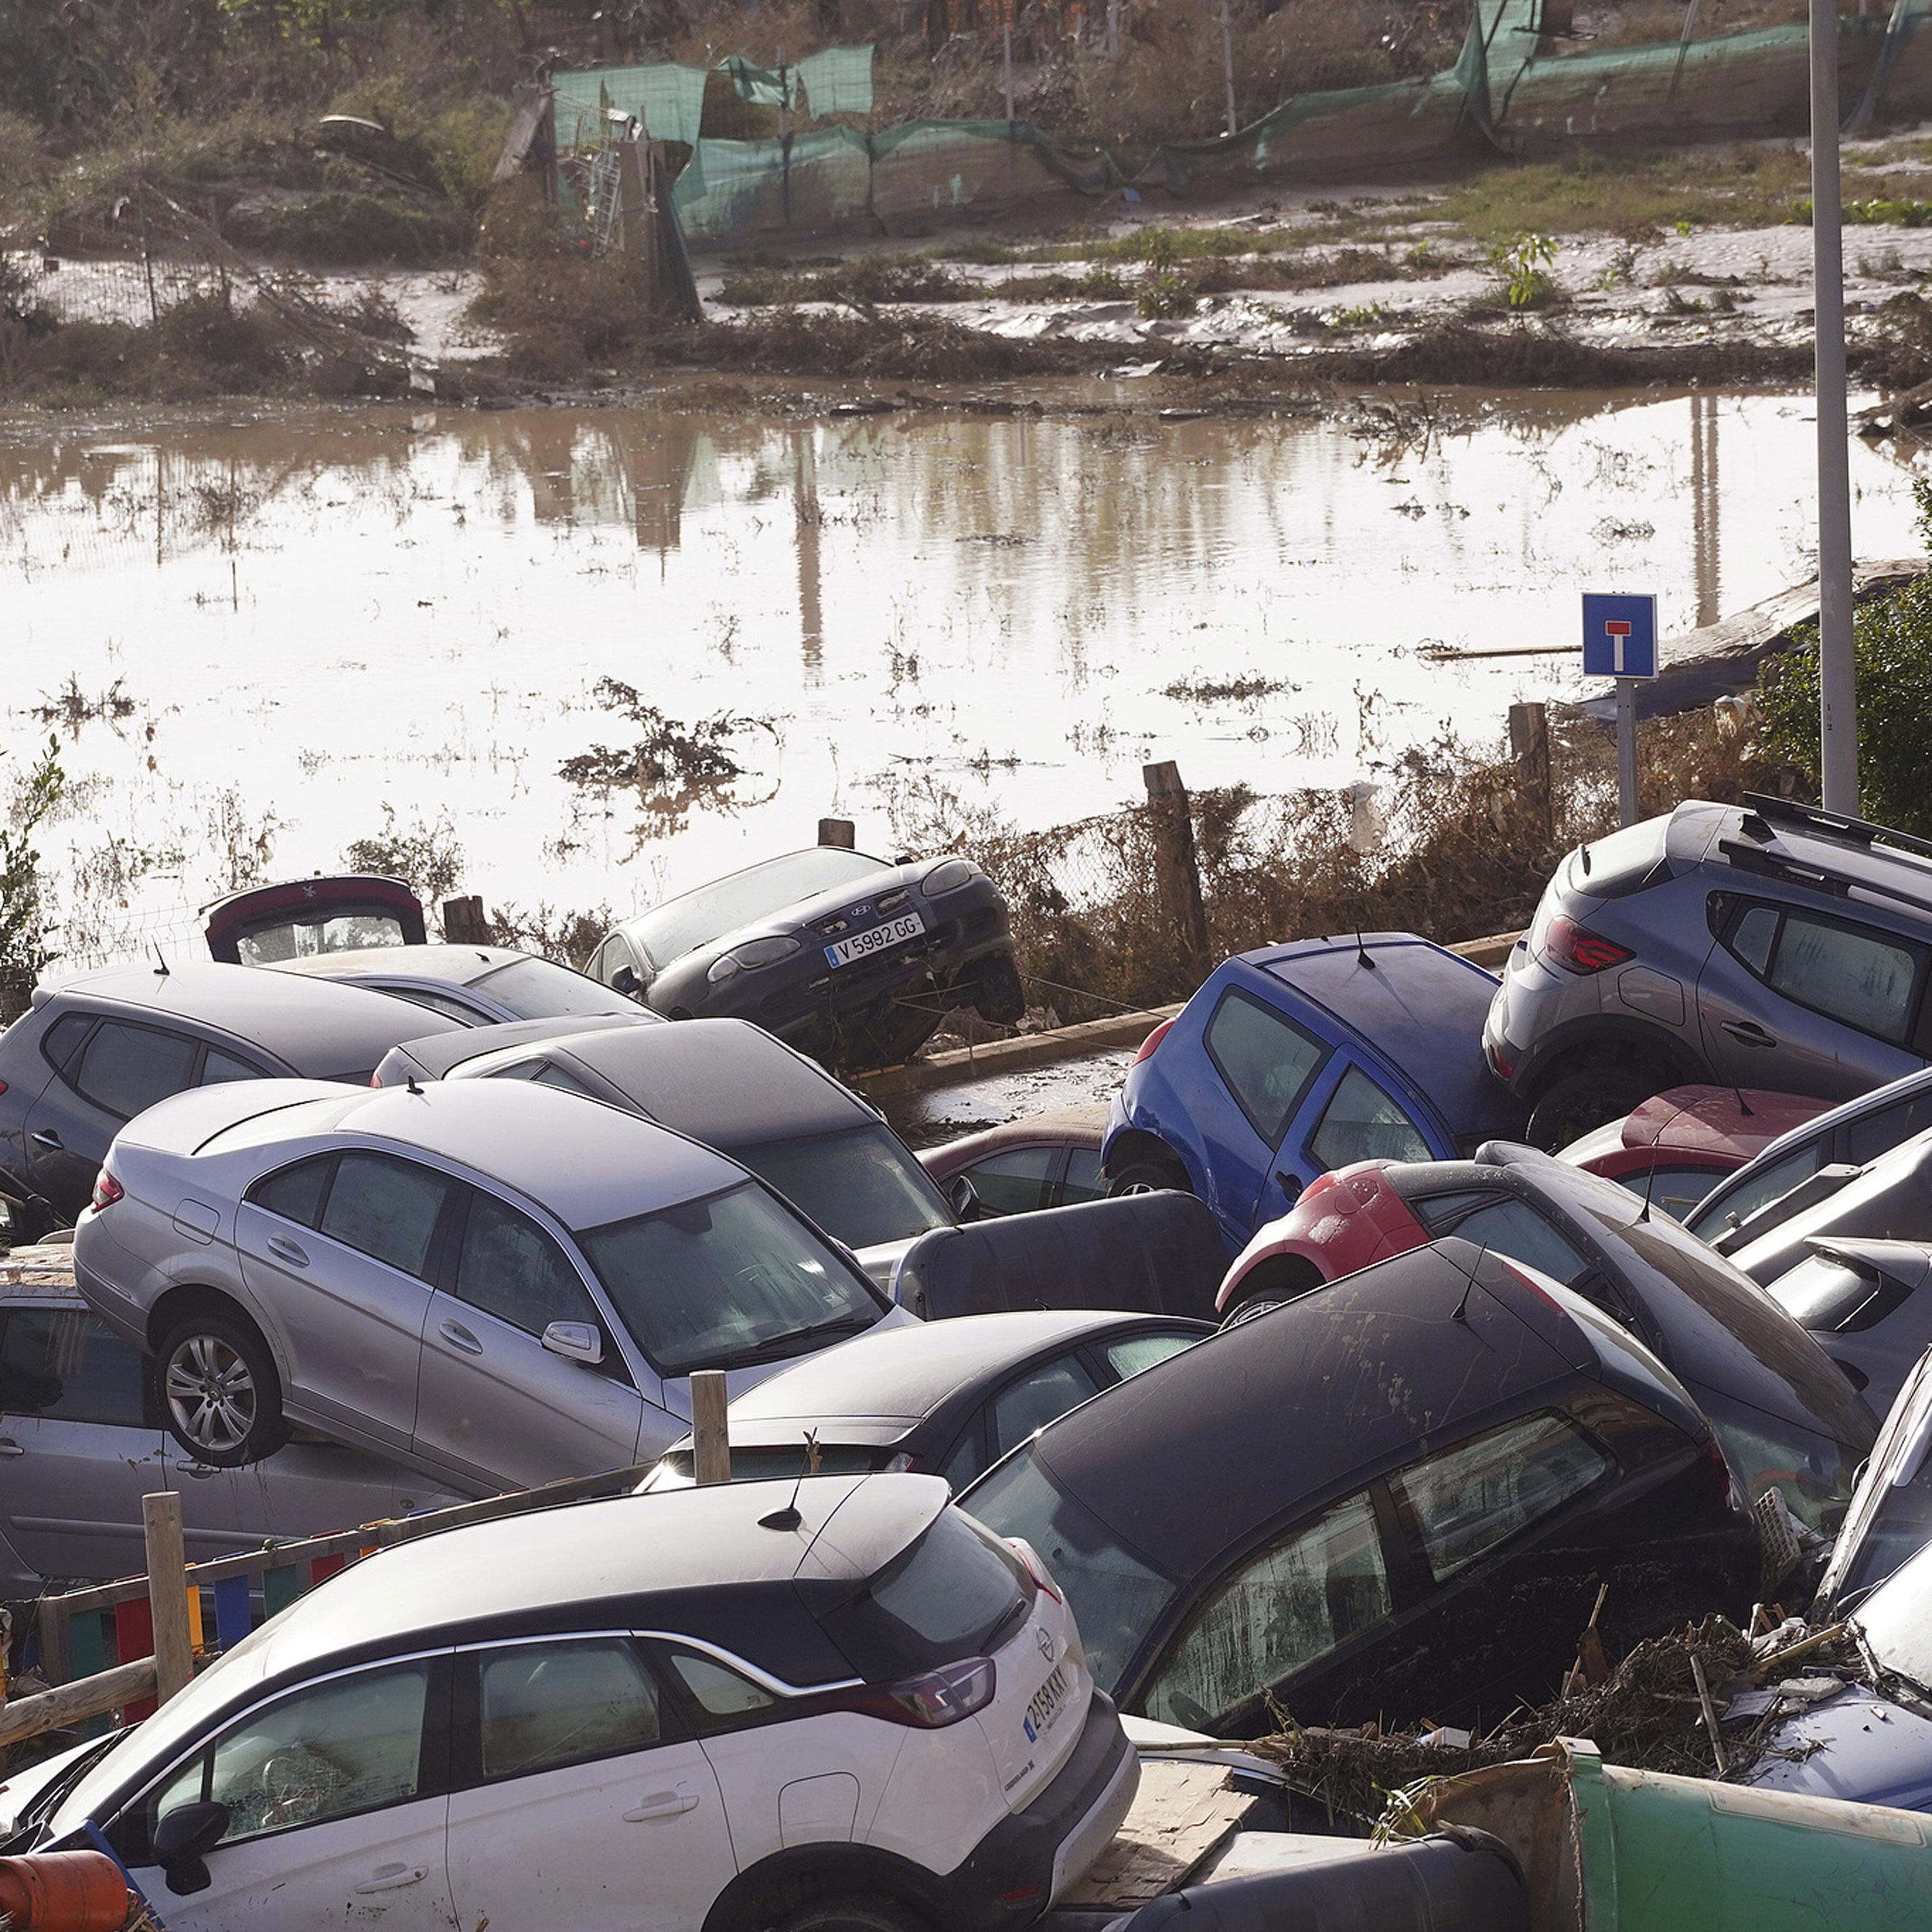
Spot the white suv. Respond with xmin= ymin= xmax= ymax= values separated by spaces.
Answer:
xmin=6 ymin=1475 xmax=1137 ymax=1932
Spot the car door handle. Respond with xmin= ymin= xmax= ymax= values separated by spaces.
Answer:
xmin=29 ymin=1130 xmax=62 ymax=1150
xmin=439 ymin=1318 xmax=483 ymax=1356
xmin=624 ymin=1789 xmax=699 ymax=1822
xmin=1721 ymin=1019 xmax=1778 ymax=1048
xmin=1275 ymin=1171 xmax=1304 ymax=1202
xmin=267 ymin=1234 xmax=309 ymax=1266
xmin=352 ymin=1866 xmax=428 ymax=1895
xmin=0 ymin=1439 xmax=23 ymax=1459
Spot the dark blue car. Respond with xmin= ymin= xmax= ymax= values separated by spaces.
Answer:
xmin=1103 ymin=933 xmax=1528 ymax=1253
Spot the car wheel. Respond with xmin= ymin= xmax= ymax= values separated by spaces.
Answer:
xmin=153 ymin=1309 xmax=288 ymax=1468
xmin=969 ymin=951 xmax=1027 ymax=1025
xmin=1107 ymin=1154 xmax=1191 ymax=1197
xmin=776 ymin=1900 xmax=931 ymax=1932
xmin=1526 ymin=1065 xmax=1665 ymax=1152
xmin=1219 ymin=1297 xmax=1285 ymax=1332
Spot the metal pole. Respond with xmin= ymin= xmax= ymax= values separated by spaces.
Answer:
xmin=1218 ymin=0 xmax=1238 ymax=137
xmin=1812 ymin=0 xmax=1859 ymax=814
xmin=1003 ymin=18 xmax=1015 ymax=124
xmin=1616 ymin=679 xmax=1639 ymax=827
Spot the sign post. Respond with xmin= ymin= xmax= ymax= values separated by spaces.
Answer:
xmin=1582 ymin=592 xmax=1658 ymax=827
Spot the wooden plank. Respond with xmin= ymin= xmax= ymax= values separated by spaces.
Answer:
xmin=0 ymin=1658 xmax=158 ymax=1748
xmin=692 ymin=1370 xmax=731 ymax=1485
xmin=1061 ymin=1759 xmax=1256 ymax=1907
xmin=143 ymin=1492 xmax=194 ymax=1705
xmin=114 ymin=1597 xmax=156 ymax=1723
xmin=212 ymin=1576 xmax=252 ymax=1652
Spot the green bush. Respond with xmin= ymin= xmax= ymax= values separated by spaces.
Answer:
xmin=1 ymin=737 xmax=65 ymax=1021
xmin=1758 ymin=479 xmax=1932 ymax=837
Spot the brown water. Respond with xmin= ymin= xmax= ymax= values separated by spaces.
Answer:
xmin=1 ymin=388 xmax=1920 ymax=967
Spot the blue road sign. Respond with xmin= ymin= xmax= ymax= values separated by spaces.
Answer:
xmin=1582 ymin=592 xmax=1658 ymax=678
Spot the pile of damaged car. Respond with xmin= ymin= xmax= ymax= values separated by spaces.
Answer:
xmin=6 ymin=796 xmax=1932 ymax=1929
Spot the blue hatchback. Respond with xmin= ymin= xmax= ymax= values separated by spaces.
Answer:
xmin=1103 ymin=933 xmax=1529 ymax=1253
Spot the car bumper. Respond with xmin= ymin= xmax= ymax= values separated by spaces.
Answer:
xmin=71 ymin=1244 xmax=151 ymax=1353
xmin=946 ymin=1690 xmax=1138 ymax=1929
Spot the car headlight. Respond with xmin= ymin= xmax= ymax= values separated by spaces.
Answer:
xmin=707 ymin=934 xmax=802 ymax=982
xmin=919 ymin=857 xmax=976 ymax=896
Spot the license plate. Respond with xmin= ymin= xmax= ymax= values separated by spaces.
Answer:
xmin=824 ymin=911 xmax=925 ymax=969
xmin=1023 ymin=1662 xmax=1070 ymax=1744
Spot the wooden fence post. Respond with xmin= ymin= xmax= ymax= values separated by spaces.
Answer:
xmin=442 ymin=895 xmax=491 ymax=945
xmin=1509 ymin=702 xmax=1551 ymax=833
xmin=817 ymin=817 xmax=856 ymax=849
xmin=142 ymin=1492 xmax=194 ymax=1705
xmin=1143 ymin=761 xmax=1210 ymax=973
xmin=691 ymin=1370 xmax=731 ymax=1485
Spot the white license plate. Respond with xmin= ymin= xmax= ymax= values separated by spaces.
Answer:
xmin=824 ymin=912 xmax=925 ymax=969
xmin=1023 ymin=1662 xmax=1070 ymax=1745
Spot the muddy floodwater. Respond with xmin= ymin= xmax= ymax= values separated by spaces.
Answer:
xmin=1 ymin=386 xmax=1923 ymax=963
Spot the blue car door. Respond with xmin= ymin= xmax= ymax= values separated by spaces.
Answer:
xmin=1262 ymin=1057 xmax=1439 ymax=1226
xmin=1197 ymin=985 xmax=1333 ymax=1235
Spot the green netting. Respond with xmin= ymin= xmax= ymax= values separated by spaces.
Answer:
xmin=558 ymin=3 xmax=1932 ymax=251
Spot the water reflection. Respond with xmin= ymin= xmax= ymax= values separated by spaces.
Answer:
xmin=0 ymin=388 xmax=1920 ymax=967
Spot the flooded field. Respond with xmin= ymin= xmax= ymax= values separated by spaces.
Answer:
xmin=1 ymin=385 xmax=1922 ymax=966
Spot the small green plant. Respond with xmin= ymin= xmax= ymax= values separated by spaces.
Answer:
xmin=0 ymin=735 xmax=66 ymax=1021
xmin=1330 ymin=300 xmax=1393 ymax=329
xmin=1597 ymin=243 xmax=1639 ymax=290
xmin=1673 ymin=217 xmax=1693 ymax=238
xmin=1490 ymin=232 xmax=1557 ymax=309
xmin=1137 ymin=269 xmax=1198 ymax=320
xmin=1405 ymin=238 xmax=1434 ymax=267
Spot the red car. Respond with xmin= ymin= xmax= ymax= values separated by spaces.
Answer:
xmin=1217 ymin=1085 xmax=1828 ymax=1319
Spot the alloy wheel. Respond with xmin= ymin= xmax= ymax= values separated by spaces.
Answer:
xmin=164 ymin=1334 xmax=258 ymax=1455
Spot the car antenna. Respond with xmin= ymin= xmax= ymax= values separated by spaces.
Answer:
xmin=1355 ymin=930 xmax=1377 ymax=971
xmin=1734 ymin=1084 xmax=1754 ymax=1119
xmin=1452 ymin=1243 xmax=1488 ymax=1325
xmin=759 ymin=1430 xmax=820 ymax=1531
xmin=405 ymin=1072 xmax=423 ymax=1095
xmin=1637 ymin=1150 xmax=1663 ymax=1224
xmin=151 ymin=943 xmax=170 ymax=977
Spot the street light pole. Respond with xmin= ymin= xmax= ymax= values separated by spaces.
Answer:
xmin=1812 ymin=0 xmax=1859 ymax=814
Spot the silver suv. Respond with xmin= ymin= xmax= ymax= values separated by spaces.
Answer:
xmin=1486 ymin=795 xmax=1932 ymax=1148
xmin=71 ymin=1079 xmax=904 ymax=1492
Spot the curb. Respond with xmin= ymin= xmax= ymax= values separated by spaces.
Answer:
xmin=855 ymin=930 xmax=1524 ymax=1099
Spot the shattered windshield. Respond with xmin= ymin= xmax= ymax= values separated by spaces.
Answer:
xmin=1856 ymin=1543 xmax=1932 ymax=1695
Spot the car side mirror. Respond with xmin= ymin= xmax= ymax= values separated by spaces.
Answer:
xmin=947 ymin=1174 xmax=982 ymax=1223
xmin=154 ymin=1799 xmax=231 ymax=1894
xmin=610 ymin=964 xmax=641 ymax=998
xmin=542 ymin=1320 xmax=605 ymax=1366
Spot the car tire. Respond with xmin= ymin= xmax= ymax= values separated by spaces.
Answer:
xmin=969 ymin=951 xmax=1027 ymax=1025
xmin=1107 ymin=1153 xmax=1191 ymax=1197
xmin=153 ymin=1308 xmax=288 ymax=1468
xmin=775 ymin=1899 xmax=931 ymax=1932
xmin=1526 ymin=1064 xmax=1665 ymax=1152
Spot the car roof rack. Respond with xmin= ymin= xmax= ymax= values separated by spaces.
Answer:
xmin=1742 ymin=791 xmax=1932 ymax=867
xmin=1719 ymin=809 xmax=1932 ymax=927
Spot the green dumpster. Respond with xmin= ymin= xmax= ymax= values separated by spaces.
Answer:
xmin=1403 ymin=1736 xmax=1932 ymax=1931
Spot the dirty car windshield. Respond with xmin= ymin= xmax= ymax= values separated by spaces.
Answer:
xmin=962 ymin=1449 xmax=1172 ymax=1694
xmin=630 ymin=849 xmax=881 ymax=966
xmin=1855 ymin=1544 xmax=1932 ymax=1694
xmin=238 ymin=913 xmax=406 ymax=963
xmin=734 ymin=1126 xmax=954 ymax=1250
xmin=577 ymin=1181 xmax=878 ymax=1376
xmin=473 ymin=956 xmax=639 ymax=1020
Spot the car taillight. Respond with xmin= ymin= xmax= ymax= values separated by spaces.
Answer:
xmin=1542 ymin=914 xmax=1634 ymax=975
xmin=837 ymin=1656 xmax=997 ymax=1728
xmin=1703 ymin=1434 xmax=1739 ymax=1507
xmin=370 ymin=1072 xmax=383 ymax=1087
xmin=90 ymin=1170 xmax=124 ymax=1211
xmin=1134 ymin=1018 xmax=1175 ymax=1065
xmin=1006 ymin=1536 xmax=1061 ymax=1603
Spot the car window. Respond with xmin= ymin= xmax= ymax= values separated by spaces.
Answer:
xmin=67 ymin=1021 xmax=200 ymax=1120
xmin=1412 ymin=1192 xmax=1591 ymax=1287
xmin=1098 ymin=1330 xmax=1202 ymax=1380
xmin=938 ymin=1424 xmax=988 ymax=1493
xmin=317 ymin=1153 xmax=449 ymax=1278
xmin=580 ymin=1181 xmax=878 ymax=1377
xmin=41 ymin=1012 xmax=93 ymax=1074
xmin=380 ymin=987 xmax=486 ymax=1025
xmin=1727 ymin=904 xmax=1926 ymax=1046
xmin=666 ymin=1649 xmax=777 ymax=1721
xmin=1609 ymin=1165 xmax=1723 ymax=1220
xmin=0 ymin=1309 xmax=146 ymax=1425
xmin=238 ymin=913 xmax=407 ymax=964
xmin=1728 ymin=904 xmax=1778 ymax=976
xmin=1202 ymin=989 xmax=1328 ymax=1146
xmin=478 ymin=1640 xmax=661 ymax=1779
xmin=160 ymin=1661 xmax=430 ymax=1848
xmin=959 ymin=1148 xmax=1054 ymax=1217
xmin=454 ymin=1193 xmax=600 ymax=1338
xmin=1309 ymin=1065 xmax=1431 ymax=1170
xmin=1061 ymin=1148 xmax=1106 ymax=1206
xmin=474 ymin=956 xmax=653 ymax=1021
xmin=1686 ymin=1139 xmax=1827 ymax=1239
xmin=735 ymin=1126 xmax=955 ymax=1250
xmin=200 ymin=1048 xmax=268 ymax=1087
xmin=1390 ymin=1413 xmax=1613 ymax=1584
xmin=1845 ymin=1088 xmax=1932 ymax=1167
xmin=990 ymin=1358 xmax=1100 ymax=1458
xmin=247 ymin=1156 xmax=336 ymax=1230
xmin=1142 ymin=1493 xmax=1390 ymax=1730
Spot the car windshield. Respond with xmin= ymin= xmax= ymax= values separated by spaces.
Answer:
xmin=961 ymin=1448 xmax=1173 ymax=1694
xmin=1854 ymin=1542 xmax=1932 ymax=1694
xmin=733 ymin=1126 xmax=954 ymax=1250
xmin=238 ymin=913 xmax=406 ymax=964
xmin=629 ymin=849 xmax=881 ymax=967
xmin=473 ymin=956 xmax=639 ymax=1020
xmin=576 ymin=1180 xmax=880 ymax=1376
